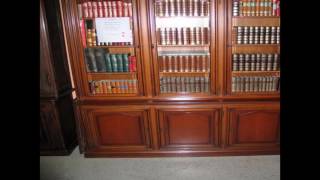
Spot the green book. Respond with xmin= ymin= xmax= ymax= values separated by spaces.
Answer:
xmin=111 ymin=54 xmax=118 ymax=72
xmin=122 ymin=54 xmax=129 ymax=72
xmin=116 ymin=54 xmax=123 ymax=72
xmin=104 ymin=53 xmax=112 ymax=72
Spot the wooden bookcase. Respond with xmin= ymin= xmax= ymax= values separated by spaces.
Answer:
xmin=59 ymin=0 xmax=280 ymax=157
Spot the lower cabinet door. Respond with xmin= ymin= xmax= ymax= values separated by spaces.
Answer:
xmin=226 ymin=103 xmax=280 ymax=149
xmin=80 ymin=106 xmax=152 ymax=153
xmin=157 ymin=106 xmax=221 ymax=150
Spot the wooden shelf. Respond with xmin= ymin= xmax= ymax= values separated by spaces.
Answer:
xmin=232 ymin=17 xmax=280 ymax=26
xmin=156 ymin=16 xmax=209 ymax=19
xmin=90 ymin=93 xmax=138 ymax=97
xmin=160 ymin=72 xmax=210 ymax=77
xmin=159 ymin=92 xmax=210 ymax=96
xmin=231 ymin=91 xmax=279 ymax=95
xmin=157 ymin=45 xmax=210 ymax=47
xmin=88 ymin=45 xmax=135 ymax=48
xmin=232 ymin=44 xmax=280 ymax=53
xmin=232 ymin=71 xmax=280 ymax=76
xmin=87 ymin=72 xmax=137 ymax=81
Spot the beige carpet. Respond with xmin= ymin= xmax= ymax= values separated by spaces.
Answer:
xmin=40 ymin=147 xmax=280 ymax=180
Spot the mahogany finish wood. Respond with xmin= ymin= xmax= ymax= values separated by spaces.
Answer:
xmin=157 ymin=107 xmax=221 ymax=150
xmin=58 ymin=0 xmax=280 ymax=157
xmin=40 ymin=0 xmax=77 ymax=155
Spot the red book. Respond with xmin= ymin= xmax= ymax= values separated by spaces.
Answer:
xmin=92 ymin=1 xmax=98 ymax=18
xmin=82 ymin=1 xmax=88 ymax=18
xmin=117 ymin=1 xmax=123 ymax=17
xmin=97 ymin=1 xmax=103 ymax=17
xmin=102 ymin=1 xmax=108 ymax=17
xmin=80 ymin=19 xmax=87 ymax=48
xmin=276 ymin=0 xmax=280 ymax=16
xmin=87 ymin=1 xmax=93 ymax=18
xmin=128 ymin=2 xmax=132 ymax=17
xmin=129 ymin=56 xmax=137 ymax=72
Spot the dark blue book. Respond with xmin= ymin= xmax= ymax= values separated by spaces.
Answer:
xmin=94 ymin=48 xmax=107 ymax=72
xmin=85 ymin=48 xmax=98 ymax=72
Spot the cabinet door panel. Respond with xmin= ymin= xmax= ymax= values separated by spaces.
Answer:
xmin=81 ymin=106 xmax=152 ymax=152
xmin=157 ymin=107 xmax=221 ymax=150
xmin=227 ymin=104 xmax=280 ymax=148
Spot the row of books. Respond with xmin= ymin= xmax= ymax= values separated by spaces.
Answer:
xmin=232 ymin=76 xmax=279 ymax=92
xmin=232 ymin=53 xmax=279 ymax=71
xmin=85 ymin=48 xmax=136 ymax=72
xmin=159 ymin=55 xmax=210 ymax=72
xmin=78 ymin=0 xmax=132 ymax=18
xmin=233 ymin=0 xmax=280 ymax=17
xmin=158 ymin=27 xmax=209 ymax=45
xmin=89 ymin=79 xmax=138 ymax=94
xmin=155 ymin=0 xmax=209 ymax=17
xmin=235 ymin=26 xmax=280 ymax=44
xmin=160 ymin=76 xmax=209 ymax=93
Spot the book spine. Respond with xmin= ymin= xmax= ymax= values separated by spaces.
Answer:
xmin=104 ymin=53 xmax=112 ymax=72
xmin=122 ymin=54 xmax=129 ymax=72
xmin=265 ymin=26 xmax=270 ymax=44
xmin=267 ymin=54 xmax=273 ymax=71
xmin=87 ymin=1 xmax=93 ymax=18
xmin=233 ymin=0 xmax=239 ymax=16
xmin=259 ymin=26 xmax=264 ymax=44
xmin=190 ymin=55 xmax=195 ymax=72
xmin=82 ymin=1 xmax=88 ymax=18
xmin=249 ymin=26 xmax=254 ymax=44
xmin=130 ymin=56 xmax=137 ymax=72
xmin=176 ymin=76 xmax=181 ymax=92
xmin=86 ymin=29 xmax=92 ymax=47
xmin=117 ymin=1 xmax=123 ymax=17
xmin=167 ymin=55 xmax=172 ymax=72
xmin=254 ymin=26 xmax=259 ymax=44
xmin=276 ymin=0 xmax=280 ymax=16
xmin=245 ymin=54 xmax=250 ymax=71
xmin=259 ymin=0 xmax=264 ymax=16
xmin=87 ymin=48 xmax=98 ymax=72
xmin=233 ymin=54 xmax=238 ymax=71
xmin=110 ymin=54 xmax=118 ymax=72
xmin=243 ymin=26 xmax=248 ymax=44
xmin=78 ymin=3 xmax=83 ymax=19
xmin=95 ymin=49 xmax=107 ymax=72
xmin=273 ymin=53 xmax=279 ymax=71
xmin=92 ymin=1 xmax=98 ymax=18
xmin=276 ymin=26 xmax=280 ymax=44
xmin=256 ymin=54 xmax=261 ymax=71
xmin=250 ymin=54 xmax=256 ymax=71
xmin=116 ymin=54 xmax=123 ymax=72
xmin=239 ymin=54 xmax=244 ymax=71
xmin=80 ymin=19 xmax=87 ymax=48
xmin=237 ymin=26 xmax=243 ymax=44
xmin=173 ymin=56 xmax=178 ymax=72
xmin=179 ymin=55 xmax=184 ymax=72
xmin=91 ymin=29 xmax=97 ymax=46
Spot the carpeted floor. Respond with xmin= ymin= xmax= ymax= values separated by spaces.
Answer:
xmin=40 ymin=147 xmax=280 ymax=180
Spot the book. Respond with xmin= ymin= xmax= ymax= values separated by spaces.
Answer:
xmin=110 ymin=54 xmax=118 ymax=72
xmin=82 ymin=1 xmax=88 ymax=18
xmin=233 ymin=54 xmax=238 ymax=71
xmin=237 ymin=26 xmax=243 ymax=44
xmin=256 ymin=53 xmax=261 ymax=71
xmin=250 ymin=54 xmax=256 ymax=71
xmin=122 ymin=54 xmax=129 ymax=72
xmin=87 ymin=1 xmax=93 ymax=18
xmin=116 ymin=54 xmax=123 ymax=72
xmin=259 ymin=26 xmax=264 ymax=44
xmin=80 ymin=19 xmax=87 ymax=47
xmin=85 ymin=48 xmax=98 ymax=72
xmin=92 ymin=1 xmax=98 ymax=18
xmin=129 ymin=56 xmax=137 ymax=72
xmin=104 ymin=53 xmax=112 ymax=72
xmin=95 ymin=48 xmax=107 ymax=72
xmin=273 ymin=53 xmax=279 ymax=71
xmin=239 ymin=54 xmax=244 ymax=71
xmin=249 ymin=26 xmax=254 ymax=44
xmin=233 ymin=0 xmax=239 ymax=16
xmin=267 ymin=54 xmax=273 ymax=71
xmin=245 ymin=54 xmax=250 ymax=71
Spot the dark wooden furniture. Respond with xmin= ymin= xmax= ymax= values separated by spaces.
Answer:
xmin=40 ymin=0 xmax=77 ymax=155
xmin=60 ymin=0 xmax=280 ymax=157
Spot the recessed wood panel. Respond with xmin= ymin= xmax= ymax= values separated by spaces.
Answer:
xmin=158 ymin=108 xmax=221 ymax=149
xmin=96 ymin=113 xmax=144 ymax=145
xmin=81 ymin=106 xmax=152 ymax=151
xmin=227 ymin=105 xmax=280 ymax=148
